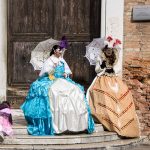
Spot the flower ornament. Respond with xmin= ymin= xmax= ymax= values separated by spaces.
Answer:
xmin=107 ymin=36 xmax=113 ymax=42
xmin=104 ymin=36 xmax=121 ymax=49
xmin=113 ymin=39 xmax=121 ymax=47
xmin=49 ymin=74 xmax=55 ymax=80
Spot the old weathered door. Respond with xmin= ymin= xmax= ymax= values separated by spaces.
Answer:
xmin=7 ymin=0 xmax=101 ymax=108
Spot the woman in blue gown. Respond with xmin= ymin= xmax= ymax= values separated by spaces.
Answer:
xmin=21 ymin=45 xmax=94 ymax=135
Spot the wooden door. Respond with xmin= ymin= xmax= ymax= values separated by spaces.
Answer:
xmin=7 ymin=0 xmax=101 ymax=108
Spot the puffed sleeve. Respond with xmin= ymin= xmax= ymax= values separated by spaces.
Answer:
xmin=39 ymin=58 xmax=55 ymax=76
xmin=62 ymin=58 xmax=72 ymax=75
xmin=113 ymin=49 xmax=121 ymax=76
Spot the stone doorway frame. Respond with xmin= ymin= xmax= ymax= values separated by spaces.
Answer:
xmin=101 ymin=0 xmax=124 ymax=77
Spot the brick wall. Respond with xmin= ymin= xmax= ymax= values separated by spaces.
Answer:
xmin=124 ymin=0 xmax=150 ymax=136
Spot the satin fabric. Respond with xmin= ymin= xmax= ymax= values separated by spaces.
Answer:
xmin=21 ymin=61 xmax=94 ymax=135
xmin=89 ymin=76 xmax=140 ymax=137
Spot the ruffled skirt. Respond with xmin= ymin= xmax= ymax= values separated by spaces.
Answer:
xmin=89 ymin=76 xmax=140 ymax=137
xmin=21 ymin=76 xmax=94 ymax=135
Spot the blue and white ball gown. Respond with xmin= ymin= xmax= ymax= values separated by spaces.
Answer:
xmin=21 ymin=55 xmax=94 ymax=135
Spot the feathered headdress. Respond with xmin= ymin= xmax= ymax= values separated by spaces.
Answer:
xmin=104 ymin=35 xmax=121 ymax=49
xmin=59 ymin=36 xmax=68 ymax=49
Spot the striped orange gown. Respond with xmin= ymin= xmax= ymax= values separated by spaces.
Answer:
xmin=89 ymin=75 xmax=140 ymax=137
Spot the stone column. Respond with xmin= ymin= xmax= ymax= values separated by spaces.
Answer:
xmin=101 ymin=0 xmax=124 ymax=76
xmin=0 ymin=0 xmax=7 ymax=102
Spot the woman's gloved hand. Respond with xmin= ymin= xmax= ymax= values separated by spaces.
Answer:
xmin=100 ymin=61 xmax=106 ymax=69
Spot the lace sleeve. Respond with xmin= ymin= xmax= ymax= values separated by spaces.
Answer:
xmin=95 ymin=56 xmax=105 ymax=74
xmin=62 ymin=58 xmax=72 ymax=75
xmin=39 ymin=58 xmax=55 ymax=76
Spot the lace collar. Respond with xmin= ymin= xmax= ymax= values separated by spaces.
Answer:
xmin=50 ymin=55 xmax=63 ymax=63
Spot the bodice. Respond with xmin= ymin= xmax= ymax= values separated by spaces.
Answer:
xmin=53 ymin=61 xmax=65 ymax=78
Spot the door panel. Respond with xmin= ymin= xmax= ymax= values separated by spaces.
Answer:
xmin=7 ymin=0 xmax=101 ymax=108
xmin=11 ymin=0 xmax=54 ymax=35
xmin=12 ymin=42 xmax=37 ymax=83
xmin=54 ymin=0 xmax=91 ymax=40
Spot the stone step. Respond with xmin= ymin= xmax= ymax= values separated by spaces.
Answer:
xmin=13 ymin=117 xmax=27 ymax=125
xmin=8 ymin=109 xmax=148 ymax=150
xmin=12 ymin=109 xmax=104 ymax=135
xmin=3 ymin=131 xmax=120 ymax=145
xmin=12 ymin=123 xmax=104 ymax=135
xmin=132 ymin=141 xmax=150 ymax=150
xmin=0 ymin=136 xmax=148 ymax=150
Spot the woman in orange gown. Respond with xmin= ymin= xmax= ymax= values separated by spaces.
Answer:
xmin=87 ymin=36 xmax=140 ymax=138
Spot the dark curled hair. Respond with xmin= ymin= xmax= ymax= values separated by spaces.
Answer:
xmin=50 ymin=45 xmax=61 ymax=56
xmin=0 ymin=101 xmax=11 ymax=108
xmin=102 ymin=45 xmax=116 ymax=65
